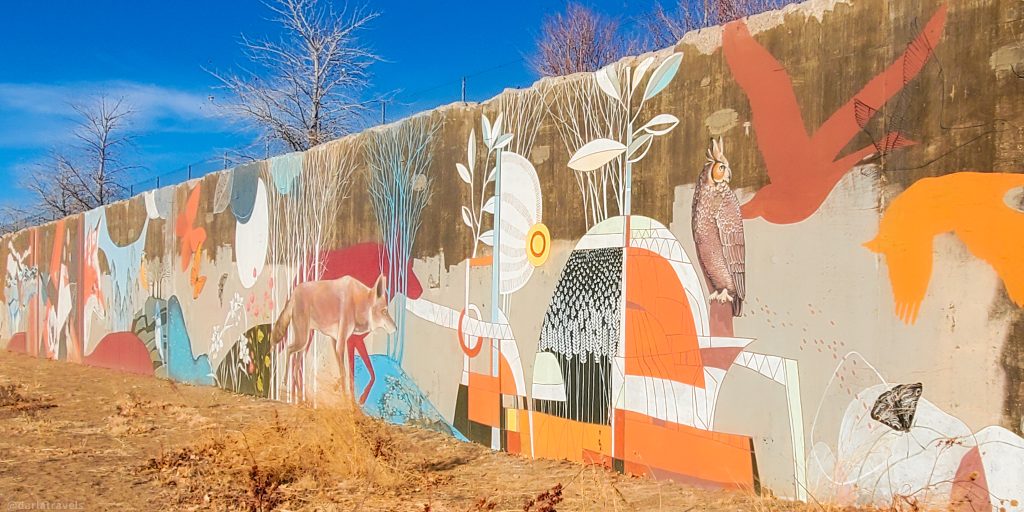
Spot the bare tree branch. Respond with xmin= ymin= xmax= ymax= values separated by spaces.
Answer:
xmin=642 ymin=0 xmax=798 ymax=49
xmin=5 ymin=96 xmax=137 ymax=232
xmin=208 ymin=0 xmax=380 ymax=152
xmin=530 ymin=3 xmax=633 ymax=77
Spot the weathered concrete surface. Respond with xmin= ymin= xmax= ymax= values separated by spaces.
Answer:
xmin=3 ymin=0 xmax=1024 ymax=508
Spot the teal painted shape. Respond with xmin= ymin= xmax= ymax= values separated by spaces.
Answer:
xmin=86 ymin=209 xmax=148 ymax=332
xmin=269 ymin=152 xmax=302 ymax=195
xmin=230 ymin=163 xmax=262 ymax=223
xmin=165 ymin=296 xmax=214 ymax=386
xmin=354 ymin=354 xmax=468 ymax=441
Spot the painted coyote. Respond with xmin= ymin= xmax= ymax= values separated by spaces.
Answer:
xmin=271 ymin=274 xmax=397 ymax=402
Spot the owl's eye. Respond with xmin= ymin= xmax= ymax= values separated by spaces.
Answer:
xmin=711 ymin=162 xmax=727 ymax=181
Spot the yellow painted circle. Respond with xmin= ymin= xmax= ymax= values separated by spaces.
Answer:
xmin=526 ymin=223 xmax=551 ymax=267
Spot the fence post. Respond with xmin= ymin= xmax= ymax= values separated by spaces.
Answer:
xmin=187 ymin=165 xmax=192 ymax=180
xmin=156 ymin=176 xmax=160 ymax=188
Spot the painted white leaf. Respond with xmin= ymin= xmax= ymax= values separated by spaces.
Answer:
xmin=481 ymin=115 xmax=492 ymax=148
xmin=631 ymin=56 xmax=656 ymax=94
xmin=478 ymin=230 xmax=494 ymax=247
xmin=627 ymin=135 xmax=655 ymax=163
xmin=640 ymin=113 xmax=680 ymax=136
xmin=486 ymin=166 xmax=497 ymax=182
xmin=627 ymin=134 xmax=652 ymax=158
xmin=595 ymin=65 xmax=621 ymax=104
xmin=482 ymin=196 xmax=496 ymax=214
xmin=492 ymin=113 xmax=503 ymax=142
xmin=456 ymin=163 xmax=472 ymax=184
xmin=461 ymin=206 xmax=474 ymax=228
xmin=568 ymin=138 xmax=627 ymax=172
xmin=643 ymin=52 xmax=683 ymax=101
xmin=493 ymin=133 xmax=513 ymax=150
xmin=468 ymin=128 xmax=476 ymax=170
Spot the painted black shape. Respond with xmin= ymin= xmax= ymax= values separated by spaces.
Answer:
xmin=538 ymin=247 xmax=623 ymax=360
xmin=870 ymin=382 xmax=923 ymax=432
xmin=533 ymin=353 xmax=613 ymax=425
xmin=453 ymin=384 xmax=494 ymax=446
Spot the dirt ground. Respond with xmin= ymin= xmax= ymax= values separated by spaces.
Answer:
xmin=0 ymin=350 xmax=877 ymax=511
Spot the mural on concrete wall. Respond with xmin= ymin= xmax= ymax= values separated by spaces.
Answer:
xmin=2 ymin=1 xmax=1023 ymax=509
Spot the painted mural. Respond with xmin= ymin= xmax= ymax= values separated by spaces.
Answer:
xmin=2 ymin=1 xmax=1023 ymax=509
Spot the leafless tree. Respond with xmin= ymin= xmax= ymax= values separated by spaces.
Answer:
xmin=6 ymin=97 xmax=136 ymax=228
xmin=643 ymin=0 xmax=796 ymax=49
xmin=209 ymin=0 xmax=380 ymax=152
xmin=530 ymin=3 xmax=633 ymax=77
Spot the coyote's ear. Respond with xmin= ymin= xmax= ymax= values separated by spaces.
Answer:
xmin=374 ymin=275 xmax=387 ymax=298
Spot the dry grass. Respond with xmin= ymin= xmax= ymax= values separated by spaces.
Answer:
xmin=143 ymin=401 xmax=433 ymax=511
xmin=0 ymin=382 xmax=56 ymax=416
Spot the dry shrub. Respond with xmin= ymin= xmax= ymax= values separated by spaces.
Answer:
xmin=0 ymin=382 xmax=56 ymax=416
xmin=144 ymin=401 xmax=422 ymax=511
xmin=108 ymin=395 xmax=209 ymax=435
xmin=523 ymin=483 xmax=564 ymax=512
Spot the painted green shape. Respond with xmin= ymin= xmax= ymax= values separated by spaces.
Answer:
xmin=269 ymin=152 xmax=302 ymax=195
xmin=230 ymin=163 xmax=262 ymax=223
xmin=215 ymin=324 xmax=274 ymax=398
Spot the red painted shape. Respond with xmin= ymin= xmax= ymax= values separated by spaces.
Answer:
xmin=83 ymin=332 xmax=154 ymax=375
xmin=317 ymin=242 xmax=423 ymax=404
xmin=319 ymin=242 xmax=423 ymax=300
xmin=949 ymin=446 xmax=992 ymax=511
xmin=7 ymin=332 xmax=27 ymax=353
xmin=723 ymin=6 xmax=947 ymax=224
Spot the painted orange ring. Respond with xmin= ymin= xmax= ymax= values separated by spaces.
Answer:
xmin=526 ymin=223 xmax=551 ymax=267
xmin=457 ymin=307 xmax=484 ymax=358
xmin=530 ymin=230 xmax=546 ymax=258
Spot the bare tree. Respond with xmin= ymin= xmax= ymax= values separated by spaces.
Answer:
xmin=643 ymin=0 xmax=797 ymax=49
xmin=8 ymin=97 xmax=136 ymax=226
xmin=530 ymin=3 xmax=631 ymax=77
xmin=209 ymin=0 xmax=380 ymax=152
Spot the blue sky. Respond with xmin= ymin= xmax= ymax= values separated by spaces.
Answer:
xmin=0 ymin=0 xmax=661 ymax=208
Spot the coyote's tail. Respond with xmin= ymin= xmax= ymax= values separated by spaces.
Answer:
xmin=270 ymin=297 xmax=294 ymax=345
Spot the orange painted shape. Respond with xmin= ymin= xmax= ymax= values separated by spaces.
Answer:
xmin=175 ymin=185 xmax=207 ymax=272
xmin=620 ymin=410 xmax=754 ymax=490
xmin=467 ymin=371 xmax=501 ymax=427
xmin=499 ymin=353 xmax=518 ymax=396
xmin=469 ymin=255 xmax=493 ymax=267
xmin=529 ymin=410 xmax=612 ymax=464
xmin=865 ymin=172 xmax=1024 ymax=324
xmin=624 ymin=247 xmax=704 ymax=387
xmin=506 ymin=431 xmax=521 ymax=454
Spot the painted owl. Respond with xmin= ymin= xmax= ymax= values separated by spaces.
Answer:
xmin=691 ymin=138 xmax=746 ymax=316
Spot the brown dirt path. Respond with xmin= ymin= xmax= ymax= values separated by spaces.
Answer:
xmin=0 ymin=350 xmax=869 ymax=511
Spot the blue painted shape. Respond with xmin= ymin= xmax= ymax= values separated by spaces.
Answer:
xmin=230 ymin=163 xmax=262 ymax=223
xmin=165 ymin=296 xmax=214 ymax=386
xmin=269 ymin=152 xmax=302 ymax=195
xmin=353 ymin=354 xmax=468 ymax=441
xmin=86 ymin=209 xmax=148 ymax=332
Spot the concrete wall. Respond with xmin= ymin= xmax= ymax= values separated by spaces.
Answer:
xmin=3 ymin=0 xmax=1023 ymax=507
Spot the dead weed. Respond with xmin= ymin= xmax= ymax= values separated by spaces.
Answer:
xmin=143 ymin=402 xmax=434 ymax=511
xmin=0 ymin=382 xmax=56 ymax=416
